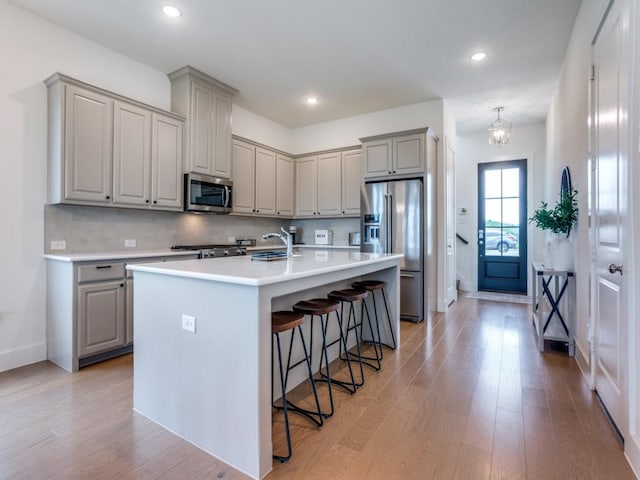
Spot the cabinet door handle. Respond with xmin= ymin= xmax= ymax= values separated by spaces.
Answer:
xmin=388 ymin=171 xmax=391 ymax=174
xmin=145 ymin=199 xmax=150 ymax=203
xmin=393 ymin=170 xmax=396 ymax=174
xmin=96 ymin=265 xmax=112 ymax=270
xmin=120 ymin=283 xmax=124 ymax=288
xmin=106 ymin=195 xmax=111 ymax=200
xmin=153 ymin=200 xmax=157 ymax=204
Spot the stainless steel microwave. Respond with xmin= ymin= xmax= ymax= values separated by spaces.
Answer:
xmin=184 ymin=173 xmax=233 ymax=213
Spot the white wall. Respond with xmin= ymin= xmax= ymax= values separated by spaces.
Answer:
xmin=232 ymin=105 xmax=293 ymax=152
xmin=292 ymin=99 xmax=444 ymax=153
xmin=546 ymin=0 xmax=608 ymax=377
xmin=455 ymin=123 xmax=547 ymax=293
xmin=0 ymin=0 xmax=176 ymax=372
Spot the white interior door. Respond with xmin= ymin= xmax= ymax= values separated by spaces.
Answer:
xmin=592 ymin=0 xmax=629 ymax=436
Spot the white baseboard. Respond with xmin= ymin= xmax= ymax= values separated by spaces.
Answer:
xmin=625 ymin=433 xmax=640 ymax=479
xmin=459 ymin=280 xmax=474 ymax=292
xmin=0 ymin=343 xmax=46 ymax=373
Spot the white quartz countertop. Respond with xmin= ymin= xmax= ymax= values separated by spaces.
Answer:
xmin=127 ymin=251 xmax=402 ymax=286
xmin=43 ymin=250 xmax=198 ymax=262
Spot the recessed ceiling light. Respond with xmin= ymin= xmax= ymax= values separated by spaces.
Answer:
xmin=162 ymin=5 xmax=182 ymax=18
xmin=305 ymin=96 xmax=319 ymax=106
xmin=471 ymin=52 xmax=487 ymax=62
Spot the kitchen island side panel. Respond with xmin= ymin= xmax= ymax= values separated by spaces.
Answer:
xmin=132 ymin=271 xmax=267 ymax=479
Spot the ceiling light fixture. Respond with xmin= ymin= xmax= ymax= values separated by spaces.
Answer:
xmin=470 ymin=52 xmax=487 ymax=62
xmin=488 ymin=107 xmax=511 ymax=146
xmin=305 ymin=96 xmax=319 ymax=106
xmin=162 ymin=5 xmax=182 ymax=18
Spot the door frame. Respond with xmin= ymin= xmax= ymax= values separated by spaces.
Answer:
xmin=473 ymin=154 xmax=536 ymax=295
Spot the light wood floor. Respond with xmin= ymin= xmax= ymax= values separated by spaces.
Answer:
xmin=1 ymin=296 xmax=635 ymax=479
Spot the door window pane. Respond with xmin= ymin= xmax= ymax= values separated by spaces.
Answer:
xmin=484 ymin=170 xmax=501 ymax=198
xmin=502 ymin=168 xmax=520 ymax=198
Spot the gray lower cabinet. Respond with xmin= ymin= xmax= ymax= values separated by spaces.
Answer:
xmin=46 ymin=253 xmax=196 ymax=372
xmin=77 ymin=280 xmax=126 ymax=357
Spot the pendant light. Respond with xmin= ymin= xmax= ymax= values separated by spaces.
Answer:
xmin=488 ymin=107 xmax=511 ymax=146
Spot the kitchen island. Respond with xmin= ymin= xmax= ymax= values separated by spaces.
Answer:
xmin=128 ymin=250 xmax=402 ymax=479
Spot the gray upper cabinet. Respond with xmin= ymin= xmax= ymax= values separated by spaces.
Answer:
xmin=276 ymin=153 xmax=295 ymax=217
xmin=231 ymin=139 xmax=277 ymax=216
xmin=361 ymin=128 xmax=431 ymax=179
xmin=295 ymin=149 xmax=362 ymax=218
xmin=61 ymin=84 xmax=114 ymax=203
xmin=254 ymin=147 xmax=277 ymax=216
xmin=168 ymin=66 xmax=237 ymax=179
xmin=232 ymin=140 xmax=256 ymax=214
xmin=113 ymin=101 xmax=151 ymax=207
xmin=46 ymin=73 xmax=184 ymax=212
xmin=151 ymin=113 xmax=183 ymax=210
xmin=341 ymin=149 xmax=362 ymax=216
xmin=317 ymin=152 xmax=342 ymax=216
xmin=295 ymin=156 xmax=318 ymax=216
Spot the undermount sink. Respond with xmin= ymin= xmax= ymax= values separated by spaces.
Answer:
xmin=251 ymin=251 xmax=288 ymax=261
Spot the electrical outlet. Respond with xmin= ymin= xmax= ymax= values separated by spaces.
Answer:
xmin=181 ymin=314 xmax=196 ymax=333
xmin=51 ymin=240 xmax=66 ymax=250
xmin=227 ymin=236 xmax=235 ymax=244
xmin=125 ymin=239 xmax=136 ymax=248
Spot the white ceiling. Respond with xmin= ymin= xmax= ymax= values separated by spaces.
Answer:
xmin=10 ymin=0 xmax=581 ymax=134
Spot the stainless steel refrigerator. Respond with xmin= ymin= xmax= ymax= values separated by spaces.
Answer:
xmin=361 ymin=179 xmax=424 ymax=322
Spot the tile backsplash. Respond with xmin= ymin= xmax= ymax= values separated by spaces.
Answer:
xmin=44 ymin=205 xmax=361 ymax=253
xmin=292 ymin=218 xmax=360 ymax=246
xmin=44 ymin=205 xmax=288 ymax=253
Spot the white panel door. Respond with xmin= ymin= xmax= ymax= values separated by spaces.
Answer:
xmin=254 ymin=147 xmax=276 ymax=216
xmin=151 ymin=114 xmax=183 ymax=210
xmin=592 ymin=0 xmax=630 ymax=436
xmin=113 ymin=101 xmax=151 ymax=206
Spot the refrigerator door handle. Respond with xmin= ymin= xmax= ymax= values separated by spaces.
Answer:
xmin=400 ymin=273 xmax=415 ymax=278
xmin=387 ymin=193 xmax=393 ymax=253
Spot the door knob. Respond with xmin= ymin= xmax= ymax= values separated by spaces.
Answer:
xmin=608 ymin=263 xmax=623 ymax=275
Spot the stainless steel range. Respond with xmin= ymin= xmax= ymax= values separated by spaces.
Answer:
xmin=171 ymin=244 xmax=247 ymax=259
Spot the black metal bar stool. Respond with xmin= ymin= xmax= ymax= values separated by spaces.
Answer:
xmin=271 ymin=310 xmax=323 ymax=463
xmin=328 ymin=287 xmax=382 ymax=384
xmin=292 ymin=297 xmax=357 ymax=416
xmin=352 ymin=280 xmax=397 ymax=355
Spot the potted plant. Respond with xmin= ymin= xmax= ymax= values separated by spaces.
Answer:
xmin=529 ymin=188 xmax=579 ymax=234
xmin=529 ymin=188 xmax=579 ymax=270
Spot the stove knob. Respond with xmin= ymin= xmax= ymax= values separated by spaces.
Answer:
xmin=223 ymin=250 xmax=230 ymax=256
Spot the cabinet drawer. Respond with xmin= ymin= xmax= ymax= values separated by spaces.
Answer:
xmin=78 ymin=262 xmax=125 ymax=282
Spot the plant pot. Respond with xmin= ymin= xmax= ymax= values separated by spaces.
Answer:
xmin=547 ymin=234 xmax=573 ymax=271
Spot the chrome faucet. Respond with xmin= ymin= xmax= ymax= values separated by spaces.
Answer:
xmin=261 ymin=227 xmax=293 ymax=258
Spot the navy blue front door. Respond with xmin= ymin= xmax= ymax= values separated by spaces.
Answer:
xmin=477 ymin=160 xmax=527 ymax=293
